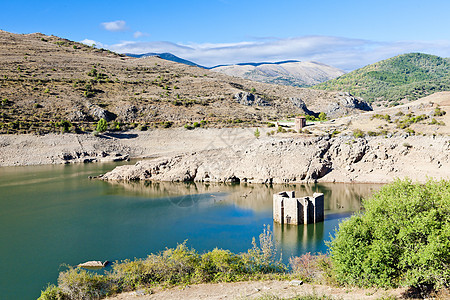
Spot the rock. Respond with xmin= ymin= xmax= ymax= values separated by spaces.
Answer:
xmin=117 ymin=104 xmax=139 ymax=121
xmin=234 ymin=92 xmax=270 ymax=106
xmin=89 ymin=106 xmax=116 ymax=121
xmin=68 ymin=109 xmax=89 ymax=122
xmin=289 ymin=280 xmax=303 ymax=286
xmin=326 ymin=93 xmax=372 ymax=118
xmin=78 ymin=261 xmax=109 ymax=268
xmin=289 ymin=97 xmax=316 ymax=116
xmin=98 ymin=134 xmax=450 ymax=185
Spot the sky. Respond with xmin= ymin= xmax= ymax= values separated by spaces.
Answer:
xmin=2 ymin=0 xmax=450 ymax=71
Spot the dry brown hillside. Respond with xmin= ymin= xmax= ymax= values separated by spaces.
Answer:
xmin=0 ymin=30 xmax=371 ymax=134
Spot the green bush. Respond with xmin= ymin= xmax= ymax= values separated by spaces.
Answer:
xmin=352 ymin=129 xmax=365 ymax=138
xmin=318 ymin=112 xmax=327 ymax=121
xmin=58 ymin=267 xmax=113 ymax=299
xmin=96 ymin=118 xmax=108 ymax=133
xmin=329 ymin=179 xmax=450 ymax=289
xmin=37 ymin=284 xmax=66 ymax=300
xmin=254 ymin=128 xmax=260 ymax=138
xmin=55 ymin=120 xmax=72 ymax=133
xmin=196 ymin=248 xmax=245 ymax=282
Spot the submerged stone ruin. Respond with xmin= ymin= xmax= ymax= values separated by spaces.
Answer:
xmin=273 ymin=191 xmax=324 ymax=225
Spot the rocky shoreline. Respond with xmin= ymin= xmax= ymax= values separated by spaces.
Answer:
xmin=99 ymin=134 xmax=449 ymax=184
xmin=1 ymin=128 xmax=448 ymax=184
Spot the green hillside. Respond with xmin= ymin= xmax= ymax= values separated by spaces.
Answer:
xmin=313 ymin=53 xmax=450 ymax=105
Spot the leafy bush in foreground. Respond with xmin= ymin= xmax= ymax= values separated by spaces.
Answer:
xmin=328 ymin=179 xmax=450 ymax=289
xmin=39 ymin=226 xmax=285 ymax=299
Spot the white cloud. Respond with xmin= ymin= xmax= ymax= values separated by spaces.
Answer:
xmin=101 ymin=20 xmax=128 ymax=32
xmin=93 ymin=36 xmax=450 ymax=71
xmin=80 ymin=39 xmax=104 ymax=48
xmin=133 ymin=31 xmax=149 ymax=39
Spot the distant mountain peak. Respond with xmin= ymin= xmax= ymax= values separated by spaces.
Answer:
xmin=210 ymin=60 xmax=345 ymax=87
xmin=125 ymin=52 xmax=205 ymax=68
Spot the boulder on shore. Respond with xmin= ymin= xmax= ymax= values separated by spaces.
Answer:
xmin=78 ymin=260 xmax=109 ymax=268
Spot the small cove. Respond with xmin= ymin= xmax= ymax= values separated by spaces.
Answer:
xmin=0 ymin=162 xmax=383 ymax=299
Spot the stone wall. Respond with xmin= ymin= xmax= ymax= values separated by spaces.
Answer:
xmin=273 ymin=191 xmax=324 ymax=225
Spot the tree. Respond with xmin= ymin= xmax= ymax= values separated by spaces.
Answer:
xmin=318 ymin=112 xmax=327 ymax=121
xmin=96 ymin=118 xmax=108 ymax=133
xmin=254 ymin=128 xmax=260 ymax=139
xmin=328 ymin=179 xmax=450 ymax=289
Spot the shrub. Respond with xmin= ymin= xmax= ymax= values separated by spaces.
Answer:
xmin=318 ymin=112 xmax=327 ymax=121
xmin=42 ymin=227 xmax=287 ymax=298
xmin=58 ymin=267 xmax=113 ymax=299
xmin=254 ymin=128 xmax=260 ymax=138
xmin=96 ymin=118 xmax=108 ymax=133
xmin=195 ymin=248 xmax=245 ymax=282
xmin=37 ymin=284 xmax=66 ymax=300
xmin=330 ymin=130 xmax=340 ymax=137
xmin=290 ymin=253 xmax=334 ymax=284
xmin=403 ymin=142 xmax=412 ymax=148
xmin=434 ymin=107 xmax=446 ymax=117
xmin=242 ymin=225 xmax=285 ymax=274
xmin=160 ymin=121 xmax=173 ymax=128
xmin=352 ymin=129 xmax=365 ymax=138
xmin=328 ymin=179 xmax=450 ymax=289
xmin=55 ymin=120 xmax=72 ymax=133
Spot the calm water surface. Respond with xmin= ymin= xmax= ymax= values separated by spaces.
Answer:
xmin=0 ymin=162 xmax=383 ymax=299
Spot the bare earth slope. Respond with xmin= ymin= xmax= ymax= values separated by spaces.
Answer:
xmin=0 ymin=30 xmax=367 ymax=134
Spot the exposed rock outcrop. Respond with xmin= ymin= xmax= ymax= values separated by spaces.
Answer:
xmin=235 ymin=92 xmax=271 ymax=106
xmin=289 ymin=97 xmax=317 ymax=116
xmin=88 ymin=105 xmax=116 ymax=121
xmin=99 ymin=134 xmax=449 ymax=184
xmin=117 ymin=105 xmax=139 ymax=122
xmin=326 ymin=93 xmax=372 ymax=118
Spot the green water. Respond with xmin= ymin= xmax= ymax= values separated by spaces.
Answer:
xmin=0 ymin=162 xmax=382 ymax=299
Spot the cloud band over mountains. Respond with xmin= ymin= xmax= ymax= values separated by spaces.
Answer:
xmin=83 ymin=36 xmax=450 ymax=71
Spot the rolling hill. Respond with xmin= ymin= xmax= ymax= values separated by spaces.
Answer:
xmin=125 ymin=52 xmax=205 ymax=68
xmin=313 ymin=53 xmax=450 ymax=105
xmin=0 ymin=30 xmax=372 ymax=135
xmin=210 ymin=61 xmax=345 ymax=87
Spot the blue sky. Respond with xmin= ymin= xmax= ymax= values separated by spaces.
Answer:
xmin=2 ymin=0 xmax=450 ymax=70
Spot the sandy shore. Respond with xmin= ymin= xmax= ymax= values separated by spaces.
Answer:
xmin=0 ymin=127 xmax=258 ymax=167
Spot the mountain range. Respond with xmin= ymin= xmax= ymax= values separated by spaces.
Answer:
xmin=210 ymin=61 xmax=345 ymax=87
xmin=125 ymin=52 xmax=205 ymax=68
xmin=127 ymin=52 xmax=345 ymax=87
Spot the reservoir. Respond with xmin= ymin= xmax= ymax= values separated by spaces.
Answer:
xmin=0 ymin=161 xmax=382 ymax=299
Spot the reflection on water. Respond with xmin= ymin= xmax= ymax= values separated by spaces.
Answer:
xmin=106 ymin=180 xmax=380 ymax=213
xmin=0 ymin=162 xmax=383 ymax=300
xmin=274 ymin=222 xmax=324 ymax=253
xmin=105 ymin=180 xmax=382 ymax=257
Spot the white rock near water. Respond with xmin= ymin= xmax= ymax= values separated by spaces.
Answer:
xmin=99 ymin=134 xmax=450 ymax=184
